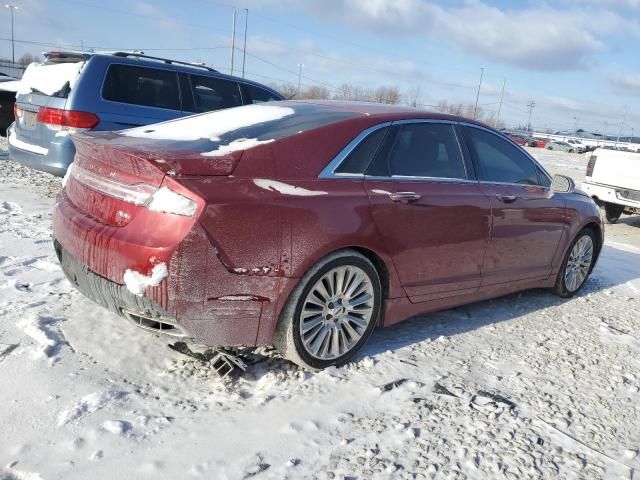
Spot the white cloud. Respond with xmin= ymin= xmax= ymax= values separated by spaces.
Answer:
xmin=249 ymin=0 xmax=638 ymax=71
xmin=609 ymin=72 xmax=640 ymax=95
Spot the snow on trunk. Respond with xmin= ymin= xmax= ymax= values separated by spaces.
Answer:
xmin=17 ymin=61 xmax=85 ymax=97
xmin=121 ymin=104 xmax=295 ymax=142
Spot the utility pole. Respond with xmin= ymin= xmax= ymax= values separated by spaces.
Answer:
xmin=615 ymin=105 xmax=628 ymax=147
xmin=495 ymin=78 xmax=506 ymax=128
xmin=297 ymin=63 xmax=304 ymax=97
xmin=241 ymin=8 xmax=248 ymax=78
xmin=526 ymin=100 xmax=536 ymax=132
xmin=473 ymin=67 xmax=484 ymax=120
xmin=5 ymin=4 xmax=17 ymax=63
xmin=230 ymin=8 xmax=236 ymax=76
xmin=573 ymin=116 xmax=579 ymax=136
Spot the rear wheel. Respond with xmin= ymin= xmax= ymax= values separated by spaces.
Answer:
xmin=274 ymin=250 xmax=382 ymax=370
xmin=600 ymin=202 xmax=624 ymax=224
xmin=552 ymin=229 xmax=596 ymax=297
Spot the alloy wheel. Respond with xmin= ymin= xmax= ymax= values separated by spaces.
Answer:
xmin=564 ymin=235 xmax=594 ymax=292
xmin=299 ymin=265 xmax=375 ymax=360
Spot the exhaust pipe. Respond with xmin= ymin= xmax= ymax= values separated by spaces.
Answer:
xmin=120 ymin=308 xmax=192 ymax=338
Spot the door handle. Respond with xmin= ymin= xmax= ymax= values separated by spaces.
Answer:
xmin=389 ymin=192 xmax=422 ymax=203
xmin=496 ymin=194 xmax=518 ymax=203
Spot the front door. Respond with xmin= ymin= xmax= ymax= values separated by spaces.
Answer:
xmin=365 ymin=121 xmax=492 ymax=302
xmin=462 ymin=125 xmax=566 ymax=285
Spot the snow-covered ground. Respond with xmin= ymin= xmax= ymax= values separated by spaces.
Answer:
xmin=1 ymin=140 xmax=640 ymax=479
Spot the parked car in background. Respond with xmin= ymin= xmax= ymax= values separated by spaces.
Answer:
xmin=8 ymin=51 xmax=283 ymax=176
xmin=566 ymin=139 xmax=585 ymax=153
xmin=53 ymin=101 xmax=603 ymax=370
xmin=508 ymin=133 xmax=529 ymax=146
xmin=0 ymin=73 xmax=20 ymax=136
xmin=582 ymin=148 xmax=640 ymax=223
xmin=547 ymin=141 xmax=576 ymax=153
xmin=532 ymin=137 xmax=548 ymax=148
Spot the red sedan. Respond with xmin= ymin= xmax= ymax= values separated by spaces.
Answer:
xmin=53 ymin=101 xmax=603 ymax=370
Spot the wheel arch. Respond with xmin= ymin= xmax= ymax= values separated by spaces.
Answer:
xmin=580 ymin=221 xmax=604 ymax=271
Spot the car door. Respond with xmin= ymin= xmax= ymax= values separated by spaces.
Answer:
xmin=98 ymin=63 xmax=184 ymax=130
xmin=363 ymin=121 xmax=492 ymax=302
xmin=462 ymin=125 xmax=565 ymax=285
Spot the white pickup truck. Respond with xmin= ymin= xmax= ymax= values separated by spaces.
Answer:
xmin=582 ymin=148 xmax=640 ymax=223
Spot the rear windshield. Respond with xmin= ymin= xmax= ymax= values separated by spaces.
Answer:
xmin=102 ymin=64 xmax=181 ymax=111
xmin=17 ymin=61 xmax=84 ymax=98
xmin=121 ymin=102 xmax=359 ymax=154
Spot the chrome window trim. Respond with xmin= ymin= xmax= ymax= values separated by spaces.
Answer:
xmin=365 ymin=175 xmax=478 ymax=184
xmin=319 ymin=118 xmax=467 ymax=180
xmin=318 ymin=122 xmax=392 ymax=179
xmin=459 ymin=122 xmax=553 ymax=185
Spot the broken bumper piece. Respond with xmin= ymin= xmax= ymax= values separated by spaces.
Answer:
xmin=54 ymin=239 xmax=192 ymax=339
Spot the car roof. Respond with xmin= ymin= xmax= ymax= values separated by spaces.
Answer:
xmin=43 ymin=50 xmax=283 ymax=96
xmin=292 ymin=100 xmax=489 ymax=126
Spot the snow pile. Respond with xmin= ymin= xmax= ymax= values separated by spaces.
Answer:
xmin=254 ymin=179 xmax=328 ymax=197
xmin=201 ymin=138 xmax=275 ymax=157
xmin=123 ymin=263 xmax=168 ymax=296
xmin=16 ymin=61 xmax=85 ymax=96
xmin=147 ymin=187 xmax=197 ymax=216
xmin=122 ymin=104 xmax=295 ymax=141
xmin=57 ymin=390 xmax=127 ymax=426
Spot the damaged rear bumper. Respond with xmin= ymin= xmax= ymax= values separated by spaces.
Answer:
xmin=54 ymin=240 xmax=192 ymax=338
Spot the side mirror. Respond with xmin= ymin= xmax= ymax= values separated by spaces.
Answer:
xmin=551 ymin=174 xmax=575 ymax=193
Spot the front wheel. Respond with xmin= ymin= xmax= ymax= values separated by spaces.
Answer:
xmin=274 ymin=250 xmax=382 ymax=370
xmin=552 ymin=229 xmax=596 ymax=298
xmin=600 ymin=202 xmax=624 ymax=224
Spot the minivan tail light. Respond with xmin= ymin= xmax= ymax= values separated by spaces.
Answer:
xmin=69 ymin=163 xmax=157 ymax=205
xmin=14 ymin=104 xmax=22 ymax=118
xmin=37 ymin=107 xmax=100 ymax=129
xmin=586 ymin=155 xmax=597 ymax=177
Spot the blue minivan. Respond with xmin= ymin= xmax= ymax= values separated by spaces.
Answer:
xmin=7 ymin=51 xmax=284 ymax=176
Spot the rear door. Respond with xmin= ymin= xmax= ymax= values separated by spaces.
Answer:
xmin=462 ymin=125 xmax=565 ymax=285
xmin=98 ymin=63 xmax=183 ymax=130
xmin=364 ymin=121 xmax=492 ymax=302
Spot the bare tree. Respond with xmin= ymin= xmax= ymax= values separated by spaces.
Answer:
xmin=373 ymin=86 xmax=401 ymax=104
xmin=18 ymin=53 xmax=40 ymax=66
xmin=405 ymin=85 xmax=421 ymax=107
xmin=299 ymin=85 xmax=331 ymax=100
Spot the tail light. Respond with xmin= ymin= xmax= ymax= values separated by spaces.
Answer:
xmin=586 ymin=155 xmax=597 ymax=177
xmin=14 ymin=104 xmax=22 ymax=118
xmin=68 ymin=163 xmax=198 ymax=216
xmin=37 ymin=107 xmax=99 ymax=129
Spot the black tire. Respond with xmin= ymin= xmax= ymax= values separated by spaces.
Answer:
xmin=273 ymin=250 xmax=382 ymax=370
xmin=600 ymin=202 xmax=624 ymax=224
xmin=552 ymin=228 xmax=596 ymax=298
xmin=569 ymin=149 xmax=574 ymax=153
xmin=547 ymin=146 xmax=553 ymax=150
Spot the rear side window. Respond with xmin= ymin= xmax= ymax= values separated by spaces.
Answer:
xmin=369 ymin=123 xmax=466 ymax=179
xmin=190 ymin=75 xmax=242 ymax=112
xmin=102 ymin=64 xmax=180 ymax=110
xmin=335 ymin=127 xmax=388 ymax=174
xmin=465 ymin=127 xmax=539 ymax=185
xmin=246 ymin=84 xmax=280 ymax=104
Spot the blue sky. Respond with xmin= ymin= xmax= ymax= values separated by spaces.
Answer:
xmin=2 ymin=0 xmax=640 ymax=134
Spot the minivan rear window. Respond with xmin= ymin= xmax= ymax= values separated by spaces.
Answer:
xmin=102 ymin=64 xmax=180 ymax=110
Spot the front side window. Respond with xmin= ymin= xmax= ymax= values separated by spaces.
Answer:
xmin=102 ymin=64 xmax=180 ymax=110
xmin=465 ymin=127 xmax=539 ymax=185
xmin=372 ymin=123 xmax=466 ymax=179
xmin=190 ymin=75 xmax=242 ymax=113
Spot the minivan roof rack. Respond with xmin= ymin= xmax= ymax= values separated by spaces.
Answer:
xmin=111 ymin=51 xmax=219 ymax=73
